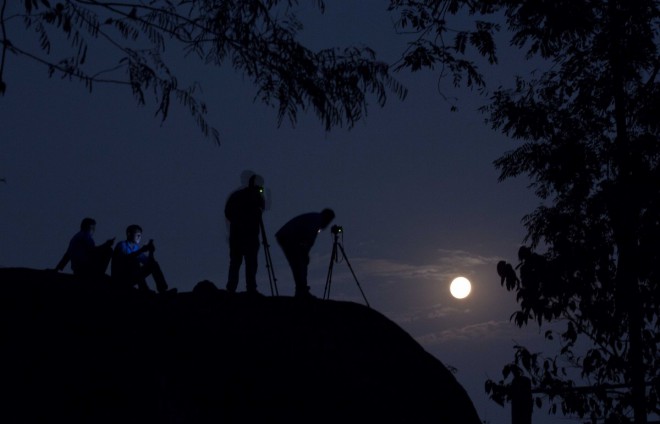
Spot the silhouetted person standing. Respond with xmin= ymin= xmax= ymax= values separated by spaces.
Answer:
xmin=225 ymin=174 xmax=266 ymax=294
xmin=276 ymin=208 xmax=335 ymax=298
xmin=111 ymin=224 xmax=168 ymax=294
xmin=55 ymin=217 xmax=115 ymax=277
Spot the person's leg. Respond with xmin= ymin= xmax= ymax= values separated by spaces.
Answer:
xmin=280 ymin=243 xmax=310 ymax=297
xmin=92 ymin=245 xmax=113 ymax=277
xmin=291 ymin=253 xmax=311 ymax=297
xmin=244 ymin=243 xmax=260 ymax=293
xmin=139 ymin=260 xmax=167 ymax=293
xmin=149 ymin=260 xmax=168 ymax=294
xmin=134 ymin=275 xmax=150 ymax=292
xmin=278 ymin=238 xmax=304 ymax=297
xmin=226 ymin=239 xmax=243 ymax=293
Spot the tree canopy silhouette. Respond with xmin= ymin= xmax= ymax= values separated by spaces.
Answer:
xmin=482 ymin=2 xmax=658 ymax=423
xmin=387 ymin=1 xmax=659 ymax=423
xmin=1 ymin=1 xmax=407 ymax=142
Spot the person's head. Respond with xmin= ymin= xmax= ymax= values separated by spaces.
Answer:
xmin=126 ymin=224 xmax=143 ymax=244
xmin=248 ymin=173 xmax=264 ymax=187
xmin=80 ymin=217 xmax=96 ymax=234
xmin=248 ymin=174 xmax=265 ymax=194
xmin=320 ymin=208 xmax=335 ymax=229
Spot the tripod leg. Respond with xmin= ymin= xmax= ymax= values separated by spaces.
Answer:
xmin=337 ymin=243 xmax=370 ymax=308
xmin=323 ymin=241 xmax=338 ymax=300
xmin=260 ymin=218 xmax=278 ymax=296
xmin=264 ymin=243 xmax=278 ymax=296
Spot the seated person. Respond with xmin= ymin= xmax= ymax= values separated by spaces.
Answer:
xmin=111 ymin=224 xmax=168 ymax=294
xmin=55 ymin=217 xmax=115 ymax=278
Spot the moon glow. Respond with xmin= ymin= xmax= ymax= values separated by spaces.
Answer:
xmin=450 ymin=277 xmax=472 ymax=299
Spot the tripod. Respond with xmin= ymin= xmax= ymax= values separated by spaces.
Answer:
xmin=323 ymin=227 xmax=370 ymax=307
xmin=260 ymin=217 xmax=279 ymax=296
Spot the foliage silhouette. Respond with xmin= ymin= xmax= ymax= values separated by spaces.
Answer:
xmin=387 ymin=1 xmax=659 ymax=423
xmin=387 ymin=0 xmax=501 ymax=109
xmin=1 ymin=1 xmax=407 ymax=142
xmin=482 ymin=2 xmax=659 ymax=423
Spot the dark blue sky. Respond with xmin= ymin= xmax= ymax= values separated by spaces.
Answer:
xmin=0 ymin=3 xmax=577 ymax=423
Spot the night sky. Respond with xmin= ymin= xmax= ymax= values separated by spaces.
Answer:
xmin=0 ymin=3 xmax=579 ymax=424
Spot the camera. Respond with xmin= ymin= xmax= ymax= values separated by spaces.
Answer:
xmin=331 ymin=225 xmax=343 ymax=235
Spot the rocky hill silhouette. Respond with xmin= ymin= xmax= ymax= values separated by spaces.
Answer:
xmin=1 ymin=267 xmax=482 ymax=424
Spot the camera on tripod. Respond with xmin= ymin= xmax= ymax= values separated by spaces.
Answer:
xmin=324 ymin=223 xmax=369 ymax=307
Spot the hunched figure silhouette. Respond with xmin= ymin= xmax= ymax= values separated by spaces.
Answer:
xmin=275 ymin=208 xmax=335 ymax=298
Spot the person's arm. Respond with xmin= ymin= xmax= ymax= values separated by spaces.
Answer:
xmin=142 ymin=240 xmax=155 ymax=261
xmin=95 ymin=237 xmax=115 ymax=251
xmin=299 ymin=215 xmax=324 ymax=250
xmin=55 ymin=250 xmax=70 ymax=271
xmin=115 ymin=241 xmax=150 ymax=259
xmin=133 ymin=240 xmax=155 ymax=263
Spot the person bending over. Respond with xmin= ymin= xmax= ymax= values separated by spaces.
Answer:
xmin=275 ymin=208 xmax=335 ymax=298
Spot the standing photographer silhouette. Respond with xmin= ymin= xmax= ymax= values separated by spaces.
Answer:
xmin=224 ymin=173 xmax=266 ymax=295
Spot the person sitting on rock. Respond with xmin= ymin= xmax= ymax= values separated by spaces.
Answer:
xmin=55 ymin=217 xmax=115 ymax=278
xmin=111 ymin=224 xmax=169 ymax=294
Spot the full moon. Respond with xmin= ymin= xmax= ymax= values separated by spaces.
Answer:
xmin=450 ymin=277 xmax=472 ymax=299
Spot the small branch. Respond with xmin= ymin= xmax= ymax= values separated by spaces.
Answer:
xmin=8 ymin=43 xmax=130 ymax=86
xmin=1 ymin=0 xmax=8 ymax=94
xmin=532 ymin=381 xmax=656 ymax=395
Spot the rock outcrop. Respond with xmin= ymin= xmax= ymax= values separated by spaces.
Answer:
xmin=0 ymin=267 xmax=481 ymax=423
